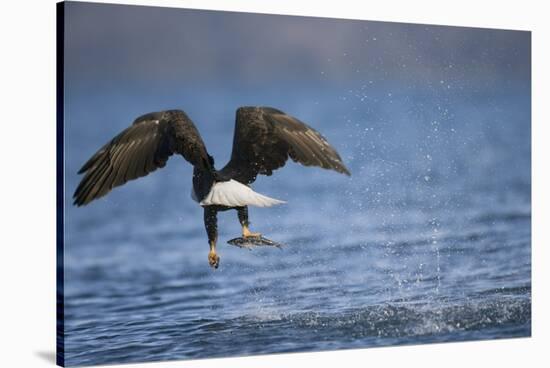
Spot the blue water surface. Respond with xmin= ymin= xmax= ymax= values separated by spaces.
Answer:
xmin=62 ymin=82 xmax=531 ymax=366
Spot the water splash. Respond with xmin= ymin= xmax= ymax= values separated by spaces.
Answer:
xmin=430 ymin=217 xmax=442 ymax=294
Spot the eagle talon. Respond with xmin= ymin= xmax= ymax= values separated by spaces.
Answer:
xmin=243 ymin=232 xmax=261 ymax=239
xmin=208 ymin=251 xmax=220 ymax=269
xmin=242 ymin=224 xmax=261 ymax=239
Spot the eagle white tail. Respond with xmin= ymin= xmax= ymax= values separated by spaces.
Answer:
xmin=197 ymin=179 xmax=286 ymax=207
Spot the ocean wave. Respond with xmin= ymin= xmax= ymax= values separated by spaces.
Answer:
xmin=234 ymin=297 xmax=531 ymax=339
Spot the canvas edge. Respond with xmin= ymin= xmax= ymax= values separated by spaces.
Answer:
xmin=56 ymin=1 xmax=66 ymax=367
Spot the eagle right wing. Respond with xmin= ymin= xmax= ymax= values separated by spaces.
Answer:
xmin=220 ymin=106 xmax=350 ymax=184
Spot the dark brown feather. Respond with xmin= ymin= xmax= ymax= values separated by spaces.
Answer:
xmin=220 ymin=106 xmax=350 ymax=184
xmin=73 ymin=110 xmax=211 ymax=206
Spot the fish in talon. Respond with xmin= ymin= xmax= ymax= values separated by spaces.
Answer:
xmin=227 ymin=236 xmax=284 ymax=249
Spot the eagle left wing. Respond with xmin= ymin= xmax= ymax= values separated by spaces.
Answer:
xmin=73 ymin=109 xmax=212 ymax=206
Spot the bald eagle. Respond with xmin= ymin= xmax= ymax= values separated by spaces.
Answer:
xmin=73 ymin=106 xmax=350 ymax=269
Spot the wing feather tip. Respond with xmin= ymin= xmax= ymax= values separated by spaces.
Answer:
xmin=340 ymin=166 xmax=352 ymax=176
xmin=72 ymin=197 xmax=84 ymax=207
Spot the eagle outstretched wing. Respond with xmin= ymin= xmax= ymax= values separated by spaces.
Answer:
xmin=220 ymin=106 xmax=350 ymax=184
xmin=73 ymin=109 xmax=211 ymax=206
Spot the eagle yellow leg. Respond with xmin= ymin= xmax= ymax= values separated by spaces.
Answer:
xmin=238 ymin=207 xmax=261 ymax=238
xmin=205 ymin=207 xmax=220 ymax=269
xmin=242 ymin=224 xmax=261 ymax=238
xmin=208 ymin=241 xmax=219 ymax=269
